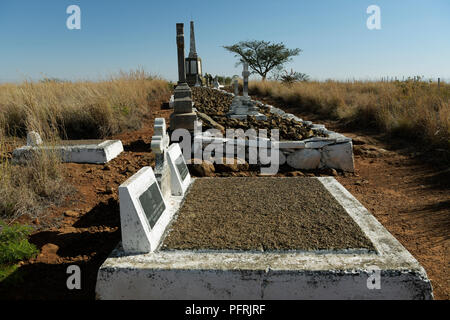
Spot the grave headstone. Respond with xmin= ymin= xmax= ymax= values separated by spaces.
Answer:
xmin=226 ymin=63 xmax=266 ymax=121
xmin=151 ymin=118 xmax=172 ymax=199
xmin=167 ymin=143 xmax=191 ymax=196
xmin=119 ymin=166 xmax=171 ymax=253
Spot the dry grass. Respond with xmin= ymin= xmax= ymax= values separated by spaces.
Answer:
xmin=0 ymin=138 xmax=68 ymax=220
xmin=0 ymin=70 xmax=170 ymax=220
xmin=0 ymin=69 xmax=170 ymax=139
xmin=250 ymin=80 xmax=450 ymax=150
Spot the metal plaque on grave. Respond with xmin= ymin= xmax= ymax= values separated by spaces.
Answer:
xmin=139 ymin=182 xmax=166 ymax=228
xmin=175 ymin=154 xmax=189 ymax=181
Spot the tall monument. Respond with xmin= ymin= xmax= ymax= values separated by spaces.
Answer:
xmin=185 ymin=21 xmax=202 ymax=87
xmin=169 ymin=23 xmax=197 ymax=131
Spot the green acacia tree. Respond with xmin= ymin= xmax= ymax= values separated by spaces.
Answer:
xmin=223 ymin=40 xmax=301 ymax=81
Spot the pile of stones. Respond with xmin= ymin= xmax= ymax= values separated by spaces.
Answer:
xmin=192 ymin=87 xmax=320 ymax=141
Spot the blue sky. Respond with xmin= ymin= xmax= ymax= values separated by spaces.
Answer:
xmin=0 ymin=0 xmax=449 ymax=83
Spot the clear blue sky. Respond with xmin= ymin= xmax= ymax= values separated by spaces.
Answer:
xmin=1 ymin=0 xmax=449 ymax=83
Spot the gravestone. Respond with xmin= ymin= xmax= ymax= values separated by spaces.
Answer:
xmin=13 ymin=138 xmax=123 ymax=164
xmin=226 ymin=63 xmax=266 ymax=121
xmin=167 ymin=143 xmax=191 ymax=196
xmin=119 ymin=166 xmax=171 ymax=253
xmin=150 ymin=118 xmax=172 ymax=199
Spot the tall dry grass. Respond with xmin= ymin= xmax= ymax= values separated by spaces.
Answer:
xmin=249 ymin=80 xmax=450 ymax=150
xmin=0 ymin=70 xmax=170 ymax=220
xmin=0 ymin=69 xmax=170 ymax=139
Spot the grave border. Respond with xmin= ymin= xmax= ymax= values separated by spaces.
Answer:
xmin=96 ymin=177 xmax=433 ymax=299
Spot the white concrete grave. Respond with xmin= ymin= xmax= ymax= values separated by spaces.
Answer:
xmin=167 ymin=143 xmax=191 ymax=196
xmin=13 ymin=138 xmax=123 ymax=164
xmin=97 ymin=177 xmax=433 ymax=299
xmin=119 ymin=166 xmax=172 ymax=254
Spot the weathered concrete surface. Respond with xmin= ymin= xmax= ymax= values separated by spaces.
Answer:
xmin=320 ymin=141 xmax=355 ymax=172
xmin=287 ymin=149 xmax=321 ymax=170
xmin=13 ymin=140 xmax=123 ymax=164
xmin=96 ymin=177 xmax=433 ymax=300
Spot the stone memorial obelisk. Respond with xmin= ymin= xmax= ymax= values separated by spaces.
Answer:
xmin=170 ymin=23 xmax=197 ymax=132
xmin=185 ymin=21 xmax=202 ymax=87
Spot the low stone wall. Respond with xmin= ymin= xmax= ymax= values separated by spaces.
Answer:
xmin=196 ymin=88 xmax=354 ymax=172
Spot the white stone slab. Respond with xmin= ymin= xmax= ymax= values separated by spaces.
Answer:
xmin=167 ymin=143 xmax=191 ymax=196
xmin=12 ymin=140 xmax=123 ymax=164
xmin=286 ymin=148 xmax=321 ymax=169
xmin=321 ymin=141 xmax=355 ymax=172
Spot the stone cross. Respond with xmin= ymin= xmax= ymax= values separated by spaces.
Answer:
xmin=242 ymin=62 xmax=250 ymax=98
xmin=151 ymin=118 xmax=169 ymax=155
xmin=151 ymin=118 xmax=172 ymax=199
xmin=176 ymin=23 xmax=187 ymax=84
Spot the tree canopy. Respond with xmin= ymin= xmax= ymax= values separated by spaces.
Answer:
xmin=223 ymin=40 xmax=301 ymax=80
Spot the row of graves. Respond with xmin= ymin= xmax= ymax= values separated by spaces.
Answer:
xmin=11 ymin=22 xmax=433 ymax=299
xmin=95 ymin=23 xmax=433 ymax=299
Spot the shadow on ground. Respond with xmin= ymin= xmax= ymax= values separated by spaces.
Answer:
xmin=0 ymin=198 xmax=120 ymax=300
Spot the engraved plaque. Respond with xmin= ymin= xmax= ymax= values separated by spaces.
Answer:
xmin=139 ymin=182 xmax=166 ymax=228
xmin=175 ymin=154 xmax=188 ymax=181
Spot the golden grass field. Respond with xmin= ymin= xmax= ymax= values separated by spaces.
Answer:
xmin=0 ymin=70 xmax=170 ymax=139
xmin=249 ymin=80 xmax=450 ymax=150
xmin=0 ymin=70 xmax=170 ymax=219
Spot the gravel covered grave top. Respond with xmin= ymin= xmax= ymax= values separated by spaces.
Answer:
xmin=162 ymin=177 xmax=375 ymax=251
